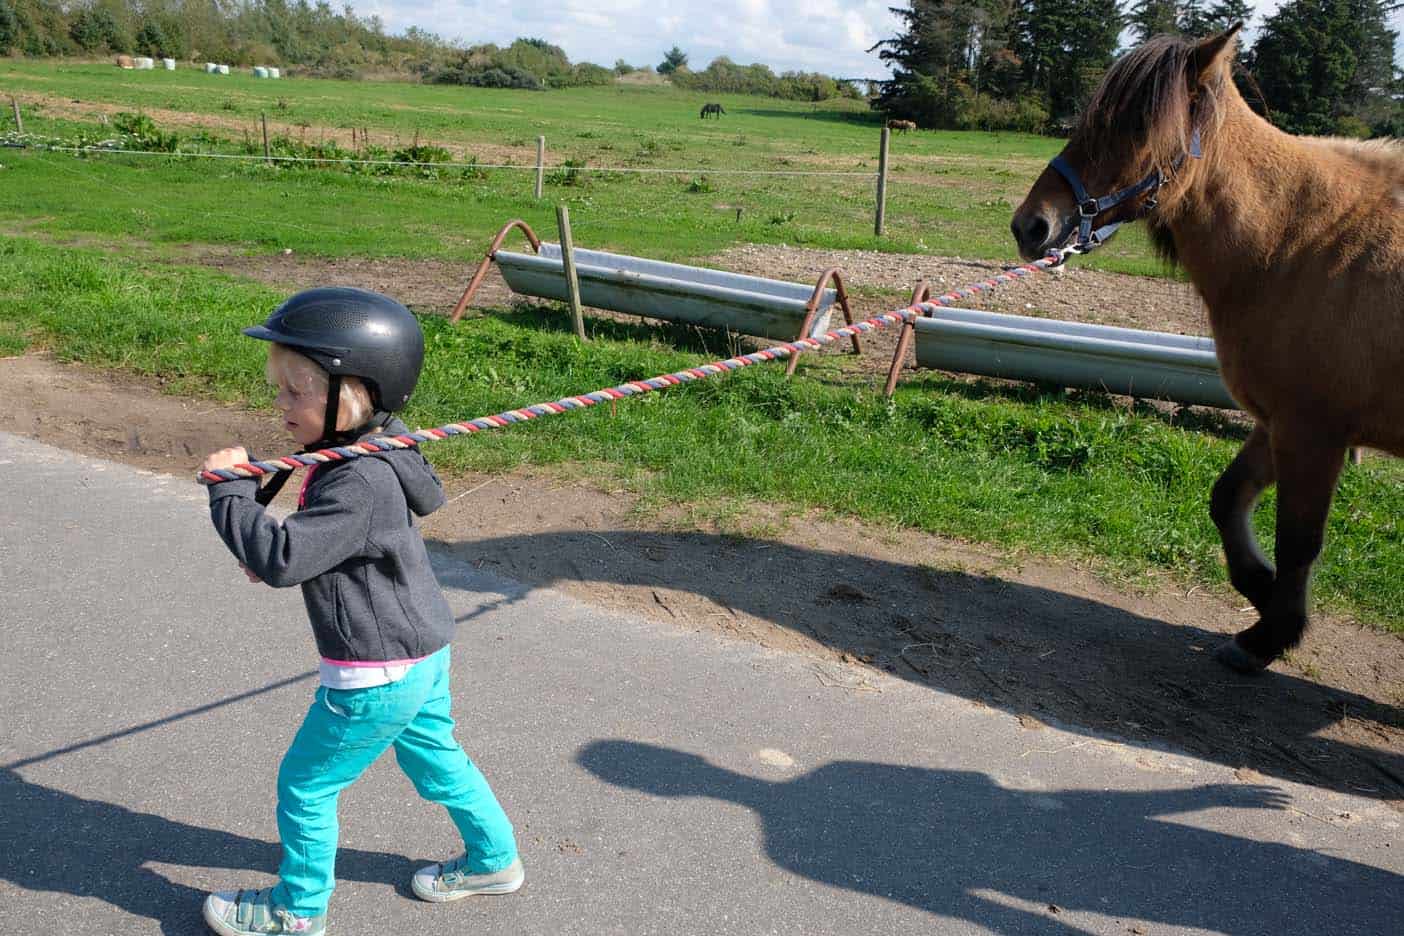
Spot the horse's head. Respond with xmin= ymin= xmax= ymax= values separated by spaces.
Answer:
xmin=1010 ymin=26 xmax=1242 ymax=262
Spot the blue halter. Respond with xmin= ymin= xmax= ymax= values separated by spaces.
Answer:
xmin=1047 ymin=128 xmax=1202 ymax=255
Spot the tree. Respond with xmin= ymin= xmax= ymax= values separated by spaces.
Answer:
xmin=1014 ymin=0 xmax=1123 ymax=126
xmin=0 ymin=0 xmax=17 ymax=53
xmin=134 ymin=19 xmax=166 ymax=57
xmin=1178 ymin=0 xmax=1214 ymax=35
xmin=69 ymin=6 xmax=128 ymax=53
xmin=1126 ymin=0 xmax=1179 ymax=44
xmin=871 ymin=0 xmax=1035 ymax=128
xmin=1250 ymin=0 xmax=1399 ymax=135
xmin=657 ymin=45 xmax=688 ymax=74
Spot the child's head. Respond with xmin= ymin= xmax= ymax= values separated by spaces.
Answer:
xmin=243 ymin=286 xmax=426 ymax=448
xmin=266 ymin=343 xmax=374 ymax=447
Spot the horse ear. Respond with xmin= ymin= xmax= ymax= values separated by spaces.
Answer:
xmin=1190 ymin=23 xmax=1242 ymax=89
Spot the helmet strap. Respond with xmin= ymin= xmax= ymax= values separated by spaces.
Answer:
xmin=322 ymin=374 xmax=344 ymax=447
xmin=253 ymin=383 xmax=395 ymax=509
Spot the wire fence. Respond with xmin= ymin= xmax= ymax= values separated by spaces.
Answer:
xmin=3 ymin=136 xmax=877 ymax=178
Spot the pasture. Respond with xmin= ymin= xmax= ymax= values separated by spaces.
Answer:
xmin=1 ymin=60 xmax=1402 ymax=641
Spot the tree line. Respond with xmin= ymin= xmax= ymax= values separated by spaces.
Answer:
xmin=0 ymin=2 xmax=865 ymax=101
xmin=872 ymin=0 xmax=1401 ymax=137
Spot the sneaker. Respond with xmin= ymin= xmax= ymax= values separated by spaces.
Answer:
xmin=411 ymin=855 xmax=525 ymax=903
xmin=202 ymin=887 xmax=326 ymax=935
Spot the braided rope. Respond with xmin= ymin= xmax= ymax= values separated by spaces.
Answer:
xmin=198 ymin=254 xmax=1063 ymax=486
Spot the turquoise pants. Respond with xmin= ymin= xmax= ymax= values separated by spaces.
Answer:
xmin=270 ymin=646 xmax=517 ymax=916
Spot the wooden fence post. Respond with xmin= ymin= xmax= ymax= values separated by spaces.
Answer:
xmin=874 ymin=125 xmax=890 ymax=237
xmin=11 ymin=97 xmax=22 ymax=134
xmin=535 ymin=135 xmax=545 ymax=200
xmin=261 ymin=112 xmax=270 ymax=164
xmin=556 ymin=204 xmax=587 ymax=341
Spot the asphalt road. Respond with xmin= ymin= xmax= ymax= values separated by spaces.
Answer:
xmin=1 ymin=430 xmax=1399 ymax=935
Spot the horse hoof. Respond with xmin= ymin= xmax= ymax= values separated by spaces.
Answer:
xmin=1215 ymin=638 xmax=1272 ymax=674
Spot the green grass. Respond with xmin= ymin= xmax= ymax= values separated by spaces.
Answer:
xmin=0 ymin=61 xmax=1170 ymax=275
xmin=3 ymin=237 xmax=1400 ymax=633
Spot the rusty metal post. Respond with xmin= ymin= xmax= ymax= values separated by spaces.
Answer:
xmin=884 ymin=281 xmax=932 ymax=398
xmin=785 ymin=268 xmax=859 ymax=377
xmin=534 ymin=135 xmax=545 ymax=200
xmin=874 ymin=125 xmax=890 ymax=237
xmin=556 ymin=204 xmax=587 ymax=341
xmin=449 ymin=219 xmax=542 ymax=323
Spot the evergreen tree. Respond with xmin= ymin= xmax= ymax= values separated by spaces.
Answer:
xmin=1204 ymin=0 xmax=1252 ymax=32
xmin=658 ymin=45 xmax=688 ymax=74
xmin=872 ymin=0 xmax=1035 ymax=128
xmin=1015 ymin=0 xmax=1122 ymax=126
xmin=1127 ymin=0 xmax=1179 ymax=44
xmin=0 ymin=0 xmax=17 ymax=53
xmin=1178 ymin=0 xmax=1214 ymax=35
xmin=1250 ymin=0 xmax=1398 ymax=136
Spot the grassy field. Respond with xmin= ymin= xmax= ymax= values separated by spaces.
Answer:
xmin=0 ymin=60 xmax=1168 ymax=272
xmin=2 ymin=63 xmax=1399 ymax=633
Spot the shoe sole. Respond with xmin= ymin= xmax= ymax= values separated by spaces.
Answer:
xmin=202 ymin=895 xmax=325 ymax=936
xmin=411 ymin=873 xmax=524 ymax=903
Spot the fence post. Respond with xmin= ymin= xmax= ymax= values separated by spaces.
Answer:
xmin=261 ymin=112 xmax=270 ymax=164
xmin=11 ymin=97 xmax=22 ymax=134
xmin=874 ymin=125 xmax=890 ymax=237
xmin=556 ymin=204 xmax=587 ymax=341
xmin=535 ymin=135 xmax=545 ymax=200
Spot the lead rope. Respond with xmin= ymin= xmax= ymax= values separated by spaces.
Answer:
xmin=200 ymin=254 xmax=1067 ymax=486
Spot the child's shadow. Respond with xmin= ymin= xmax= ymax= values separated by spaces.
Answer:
xmin=579 ymin=740 xmax=1404 ymax=935
xmin=0 ymin=766 xmax=416 ymax=935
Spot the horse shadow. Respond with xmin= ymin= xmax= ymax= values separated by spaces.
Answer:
xmin=430 ymin=530 xmax=1404 ymax=803
xmin=0 ymin=766 xmax=419 ymax=934
xmin=579 ymin=739 xmax=1403 ymax=935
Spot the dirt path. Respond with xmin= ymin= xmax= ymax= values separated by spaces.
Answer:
xmin=5 ymin=352 xmax=1401 ymax=810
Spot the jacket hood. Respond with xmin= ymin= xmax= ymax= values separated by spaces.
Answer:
xmin=365 ymin=418 xmax=445 ymax=517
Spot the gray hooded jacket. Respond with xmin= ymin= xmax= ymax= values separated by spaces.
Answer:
xmin=207 ymin=420 xmax=455 ymax=663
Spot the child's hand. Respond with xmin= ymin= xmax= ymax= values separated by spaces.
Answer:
xmin=239 ymin=563 xmax=262 ymax=584
xmin=203 ymin=446 xmax=250 ymax=473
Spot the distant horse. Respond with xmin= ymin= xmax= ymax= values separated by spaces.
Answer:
xmin=700 ymin=102 xmax=725 ymax=119
xmin=886 ymin=118 xmax=916 ymax=133
xmin=1010 ymin=26 xmax=1403 ymax=673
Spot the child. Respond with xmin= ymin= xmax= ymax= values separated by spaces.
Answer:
xmin=200 ymin=287 xmax=522 ymax=936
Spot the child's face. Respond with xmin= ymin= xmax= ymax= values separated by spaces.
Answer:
xmin=267 ymin=347 xmax=327 ymax=447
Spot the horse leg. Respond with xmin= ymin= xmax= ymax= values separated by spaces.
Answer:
xmin=1216 ymin=432 xmax=1346 ymax=673
xmin=1208 ymin=424 xmax=1276 ymax=613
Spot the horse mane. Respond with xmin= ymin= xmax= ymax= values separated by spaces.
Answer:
xmin=1307 ymin=137 xmax=1404 ymax=179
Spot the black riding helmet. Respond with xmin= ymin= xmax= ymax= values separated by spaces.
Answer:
xmin=244 ymin=286 xmax=424 ymax=417
xmin=243 ymin=287 xmax=425 ymax=502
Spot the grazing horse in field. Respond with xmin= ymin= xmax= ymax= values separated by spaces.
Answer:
xmin=700 ymin=102 xmax=725 ymax=119
xmin=1010 ymin=26 xmax=1403 ymax=674
xmin=886 ymin=118 xmax=916 ymax=133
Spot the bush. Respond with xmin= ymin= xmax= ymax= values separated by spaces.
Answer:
xmin=430 ymin=61 xmax=542 ymax=89
xmin=112 ymin=112 xmax=179 ymax=152
xmin=548 ymin=62 xmax=613 ymax=87
xmin=1332 ymin=114 xmax=1372 ymax=139
xmin=69 ymin=8 xmax=129 ymax=54
xmin=672 ymin=57 xmax=855 ymax=101
xmin=0 ymin=0 xmax=17 ymax=54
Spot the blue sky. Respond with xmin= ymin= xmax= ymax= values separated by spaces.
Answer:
xmin=361 ymin=1 xmax=1401 ymax=79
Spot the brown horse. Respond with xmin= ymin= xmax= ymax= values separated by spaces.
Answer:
xmin=1010 ymin=26 xmax=1404 ymax=674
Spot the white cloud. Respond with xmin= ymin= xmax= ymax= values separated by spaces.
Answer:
xmin=362 ymin=1 xmax=1400 ymax=77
